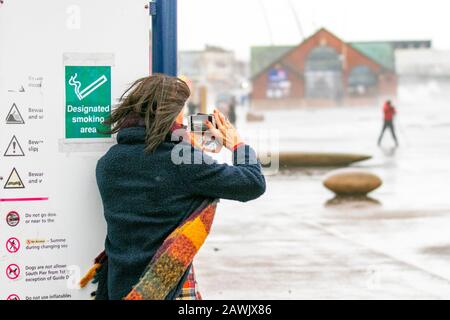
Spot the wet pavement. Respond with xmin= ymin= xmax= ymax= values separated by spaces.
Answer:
xmin=195 ymin=102 xmax=450 ymax=299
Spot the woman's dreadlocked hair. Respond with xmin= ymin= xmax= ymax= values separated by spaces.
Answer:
xmin=103 ymin=74 xmax=191 ymax=153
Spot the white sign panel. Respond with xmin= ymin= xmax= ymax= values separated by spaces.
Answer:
xmin=0 ymin=0 xmax=149 ymax=300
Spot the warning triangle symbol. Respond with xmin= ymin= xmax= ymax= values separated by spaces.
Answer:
xmin=4 ymin=168 xmax=25 ymax=189
xmin=5 ymin=103 xmax=25 ymax=124
xmin=4 ymin=136 xmax=25 ymax=157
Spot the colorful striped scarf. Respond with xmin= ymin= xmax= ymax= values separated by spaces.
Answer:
xmin=125 ymin=200 xmax=217 ymax=300
xmin=80 ymin=200 xmax=217 ymax=300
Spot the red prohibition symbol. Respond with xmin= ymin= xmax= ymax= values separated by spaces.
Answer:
xmin=6 ymin=264 xmax=20 ymax=280
xmin=6 ymin=294 xmax=20 ymax=300
xmin=6 ymin=237 xmax=20 ymax=253
xmin=6 ymin=211 xmax=20 ymax=227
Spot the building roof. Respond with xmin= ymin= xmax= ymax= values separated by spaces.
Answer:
xmin=349 ymin=42 xmax=396 ymax=70
xmin=250 ymin=30 xmax=431 ymax=78
xmin=251 ymin=46 xmax=294 ymax=79
xmin=349 ymin=41 xmax=431 ymax=71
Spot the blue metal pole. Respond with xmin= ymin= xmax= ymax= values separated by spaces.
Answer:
xmin=150 ymin=0 xmax=178 ymax=76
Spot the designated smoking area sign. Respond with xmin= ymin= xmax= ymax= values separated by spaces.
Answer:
xmin=65 ymin=66 xmax=111 ymax=139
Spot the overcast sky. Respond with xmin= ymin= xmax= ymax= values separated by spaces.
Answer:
xmin=178 ymin=0 xmax=450 ymax=60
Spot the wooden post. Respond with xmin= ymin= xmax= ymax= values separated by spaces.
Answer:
xmin=200 ymin=86 xmax=208 ymax=114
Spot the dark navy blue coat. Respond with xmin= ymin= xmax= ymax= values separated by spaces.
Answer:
xmin=95 ymin=126 xmax=266 ymax=300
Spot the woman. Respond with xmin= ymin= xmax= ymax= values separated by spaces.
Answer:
xmin=94 ymin=74 xmax=266 ymax=300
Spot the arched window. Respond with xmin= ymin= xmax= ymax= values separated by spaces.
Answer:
xmin=348 ymin=65 xmax=378 ymax=95
xmin=304 ymin=46 xmax=343 ymax=100
xmin=305 ymin=46 xmax=342 ymax=72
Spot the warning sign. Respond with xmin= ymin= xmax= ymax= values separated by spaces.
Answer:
xmin=65 ymin=66 xmax=111 ymax=139
xmin=5 ymin=103 xmax=25 ymax=124
xmin=6 ymin=264 xmax=20 ymax=280
xmin=4 ymin=168 xmax=25 ymax=189
xmin=4 ymin=136 xmax=25 ymax=157
xmin=6 ymin=211 xmax=20 ymax=227
xmin=6 ymin=238 xmax=20 ymax=254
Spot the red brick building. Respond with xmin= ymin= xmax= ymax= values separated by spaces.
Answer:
xmin=251 ymin=28 xmax=399 ymax=108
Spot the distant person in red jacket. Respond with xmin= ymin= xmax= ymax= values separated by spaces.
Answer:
xmin=378 ymin=100 xmax=399 ymax=147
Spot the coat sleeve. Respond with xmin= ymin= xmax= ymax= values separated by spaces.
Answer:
xmin=175 ymin=144 xmax=266 ymax=203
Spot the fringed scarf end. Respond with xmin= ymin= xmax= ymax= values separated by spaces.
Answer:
xmin=79 ymin=263 xmax=102 ymax=288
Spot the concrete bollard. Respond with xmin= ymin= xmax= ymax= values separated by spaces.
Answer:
xmin=259 ymin=152 xmax=372 ymax=168
xmin=323 ymin=169 xmax=382 ymax=196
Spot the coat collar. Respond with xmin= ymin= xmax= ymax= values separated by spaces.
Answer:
xmin=117 ymin=127 xmax=146 ymax=145
xmin=117 ymin=124 xmax=188 ymax=146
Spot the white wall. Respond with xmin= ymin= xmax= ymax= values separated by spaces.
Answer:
xmin=0 ymin=0 xmax=149 ymax=300
xmin=396 ymin=49 xmax=450 ymax=77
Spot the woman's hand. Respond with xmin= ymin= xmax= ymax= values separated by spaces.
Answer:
xmin=205 ymin=109 xmax=244 ymax=151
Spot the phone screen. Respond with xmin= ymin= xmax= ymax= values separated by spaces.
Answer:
xmin=190 ymin=114 xmax=215 ymax=132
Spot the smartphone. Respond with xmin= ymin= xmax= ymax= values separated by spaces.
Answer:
xmin=189 ymin=113 xmax=217 ymax=132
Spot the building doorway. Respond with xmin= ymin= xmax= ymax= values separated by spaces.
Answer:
xmin=304 ymin=46 xmax=343 ymax=101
